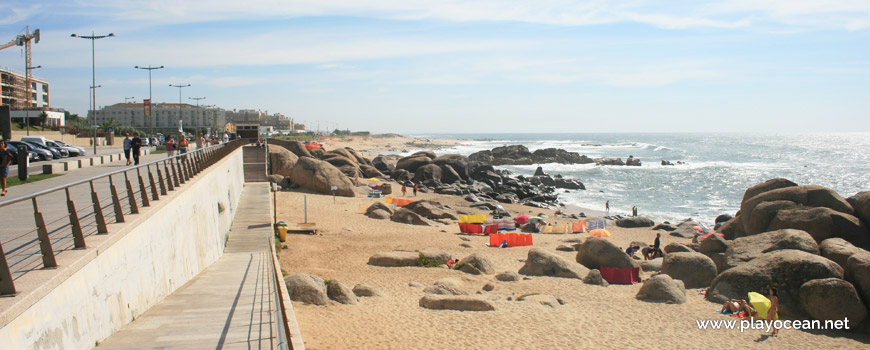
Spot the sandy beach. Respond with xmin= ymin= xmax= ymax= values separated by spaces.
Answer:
xmin=274 ymin=136 xmax=869 ymax=350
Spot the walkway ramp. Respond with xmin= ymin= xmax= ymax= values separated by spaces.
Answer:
xmin=96 ymin=183 xmax=302 ymax=350
xmin=243 ymin=146 xmax=268 ymax=183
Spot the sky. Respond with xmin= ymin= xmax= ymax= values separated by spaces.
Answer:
xmin=1 ymin=0 xmax=868 ymax=133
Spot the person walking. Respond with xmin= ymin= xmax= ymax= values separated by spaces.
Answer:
xmin=131 ymin=133 xmax=142 ymax=165
xmin=401 ymin=184 xmax=407 ymax=196
xmin=0 ymin=140 xmax=11 ymax=196
xmin=767 ymin=287 xmax=780 ymax=336
xmin=178 ymin=135 xmax=189 ymax=155
xmin=195 ymin=133 xmax=204 ymax=150
xmin=632 ymin=206 xmax=637 ymax=217
xmin=605 ymin=200 xmax=610 ymax=216
xmin=123 ymin=133 xmax=133 ymax=165
xmin=165 ymin=135 xmax=176 ymax=157
xmin=413 ymin=183 xmax=418 ymax=196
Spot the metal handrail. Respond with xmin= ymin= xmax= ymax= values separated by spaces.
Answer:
xmin=0 ymin=140 xmax=241 ymax=208
xmin=0 ymin=139 xmax=246 ymax=296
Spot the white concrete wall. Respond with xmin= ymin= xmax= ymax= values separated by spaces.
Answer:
xmin=0 ymin=149 xmax=244 ymax=350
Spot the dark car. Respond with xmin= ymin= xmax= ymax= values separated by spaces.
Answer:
xmin=6 ymin=141 xmax=43 ymax=163
xmin=21 ymin=141 xmax=60 ymax=160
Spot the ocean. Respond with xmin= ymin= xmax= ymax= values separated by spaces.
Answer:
xmin=395 ymin=133 xmax=870 ymax=226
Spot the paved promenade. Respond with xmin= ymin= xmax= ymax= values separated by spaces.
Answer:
xmin=96 ymin=183 xmax=289 ymax=350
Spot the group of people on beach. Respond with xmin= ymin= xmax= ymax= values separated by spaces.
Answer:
xmin=625 ymin=233 xmax=663 ymax=260
xmin=719 ymin=287 xmax=780 ymax=336
xmin=400 ymin=183 xmax=418 ymax=197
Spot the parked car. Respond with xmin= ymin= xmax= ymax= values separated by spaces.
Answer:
xmin=20 ymin=141 xmax=60 ymax=159
xmin=52 ymin=140 xmax=87 ymax=156
xmin=21 ymin=136 xmax=69 ymax=158
xmin=7 ymin=141 xmax=45 ymax=162
xmin=45 ymin=140 xmax=82 ymax=157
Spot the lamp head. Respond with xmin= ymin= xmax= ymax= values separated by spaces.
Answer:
xmin=70 ymin=34 xmax=76 ymax=37
xmin=108 ymin=33 xmax=115 ymax=37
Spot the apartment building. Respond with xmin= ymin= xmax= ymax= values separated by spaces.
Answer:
xmin=89 ymin=102 xmax=227 ymax=134
xmin=0 ymin=66 xmax=49 ymax=108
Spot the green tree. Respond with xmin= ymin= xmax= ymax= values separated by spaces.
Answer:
xmin=38 ymin=112 xmax=48 ymax=130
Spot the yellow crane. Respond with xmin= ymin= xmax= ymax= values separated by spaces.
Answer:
xmin=1 ymin=26 xmax=40 ymax=108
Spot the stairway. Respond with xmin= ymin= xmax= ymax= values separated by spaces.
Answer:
xmin=243 ymin=146 xmax=268 ymax=182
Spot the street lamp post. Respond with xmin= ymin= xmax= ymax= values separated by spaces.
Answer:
xmin=134 ymin=65 xmax=164 ymax=136
xmin=189 ymin=97 xmax=205 ymax=133
xmin=124 ymin=96 xmax=134 ymax=128
xmin=24 ymin=65 xmax=42 ymax=136
xmin=71 ymin=31 xmax=114 ymax=155
xmin=169 ymin=83 xmax=190 ymax=134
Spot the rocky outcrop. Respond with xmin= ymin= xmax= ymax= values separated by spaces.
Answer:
xmin=390 ymin=208 xmax=432 ymax=226
xmin=723 ymin=229 xmax=819 ymax=271
xmin=454 ymin=253 xmax=496 ymax=275
xmin=706 ymin=250 xmax=843 ymax=317
xmin=290 ymin=157 xmax=355 ymax=197
xmin=661 ymin=252 xmax=717 ymax=288
xmin=284 ymin=273 xmax=329 ymax=305
xmin=851 ymin=192 xmax=870 ymax=227
xmin=846 ymin=251 xmax=870 ymax=306
xmin=699 ymin=234 xmax=728 ymax=254
xmin=269 ymin=146 xmax=298 ymax=177
xmin=404 ymin=200 xmax=458 ymax=220
xmin=368 ymin=251 xmax=420 ymax=267
xmin=819 ymin=238 xmax=863 ymax=270
xmin=518 ymin=248 xmax=589 ymax=279
xmin=583 ymin=269 xmax=609 ymax=286
xmin=799 ymin=278 xmax=867 ymax=324
xmin=326 ymin=280 xmax=359 ymax=305
xmin=279 ymin=140 xmax=313 ymax=158
xmin=496 ymin=271 xmax=520 ymax=282
xmin=616 ymin=216 xmax=655 ymax=228
xmin=433 ymin=154 xmax=471 ymax=181
xmin=395 ymin=155 xmax=432 ymax=173
xmin=412 ymin=164 xmax=442 ymax=185
xmin=636 ymin=274 xmax=686 ymax=304
xmin=353 ymin=284 xmax=384 ymax=297
xmin=419 ymin=295 xmax=495 ymax=311
xmin=664 ymin=242 xmax=693 ymax=254
xmin=640 ymin=259 xmax=663 ymax=272
xmin=372 ymin=155 xmax=399 ymax=174
xmin=740 ymin=185 xmax=854 ymax=235
xmin=576 ymin=237 xmax=639 ymax=269
xmin=766 ymin=207 xmax=869 ymax=248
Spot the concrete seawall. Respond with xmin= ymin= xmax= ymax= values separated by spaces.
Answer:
xmin=0 ymin=149 xmax=244 ymax=349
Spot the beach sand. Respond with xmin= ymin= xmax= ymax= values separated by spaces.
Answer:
xmin=274 ymin=137 xmax=869 ymax=349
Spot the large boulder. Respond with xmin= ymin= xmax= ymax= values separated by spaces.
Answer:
xmin=424 ymin=278 xmax=467 ymax=295
xmin=706 ymin=250 xmax=843 ymax=317
xmin=799 ymin=278 xmax=867 ymax=324
xmin=433 ymin=154 xmax=470 ymax=181
xmin=846 ymin=251 xmax=870 ymax=306
xmin=404 ymin=200 xmax=457 ymax=220
xmin=740 ymin=185 xmax=854 ymax=235
xmin=390 ymin=208 xmax=432 ymax=226
xmin=411 ymin=150 xmax=436 ymax=159
xmin=289 ymin=157 xmax=355 ymax=197
xmin=766 ymin=207 xmax=869 ymax=248
xmin=699 ymin=234 xmax=728 ymax=254
xmin=284 ymin=273 xmax=329 ymax=305
xmin=636 ymin=274 xmax=686 ymax=304
xmin=412 ymin=163 xmax=442 ymax=184
xmin=670 ymin=219 xmax=704 ymax=238
xmin=576 ymin=237 xmax=639 ymax=269
xmin=438 ymin=164 xmax=462 ymax=184
xmin=352 ymin=284 xmax=384 ymax=297
xmin=372 ymin=155 xmax=399 ymax=174
xmin=661 ymin=252 xmax=717 ymax=288
xmin=615 ymin=216 xmax=655 ymax=228
xmin=454 ymin=253 xmax=496 ymax=275
xmin=359 ymin=164 xmax=384 ymax=179
xmin=326 ymin=280 xmax=359 ymax=305
xmin=367 ymin=209 xmax=391 ymax=220
xmin=366 ymin=202 xmax=395 ymax=216
xmin=640 ymin=258 xmax=663 ymax=272
xmin=819 ymin=238 xmax=863 ymax=269
xmin=368 ymin=251 xmax=419 ymax=267
xmin=723 ymin=229 xmax=819 ymax=271
xmin=282 ymin=140 xmax=313 ymax=158
xmin=391 ymin=169 xmax=412 ymax=182
xmin=518 ymin=248 xmax=589 ymax=279
xmin=741 ymin=178 xmax=798 ymax=204
xmin=852 ymin=192 xmax=870 ymax=227
xmin=663 ymin=242 xmax=693 ymax=254
xmin=395 ymin=156 xmax=432 ymax=173
xmin=719 ymin=216 xmax=746 ymax=240
xmin=419 ymin=295 xmax=495 ymax=311
xmin=269 ymin=146 xmax=299 ymax=177
xmin=496 ymin=271 xmax=521 ymax=282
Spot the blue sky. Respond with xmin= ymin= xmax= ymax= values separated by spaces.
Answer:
xmin=1 ymin=1 xmax=868 ymax=133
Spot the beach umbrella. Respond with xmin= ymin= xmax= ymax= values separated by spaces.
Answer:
xmin=367 ymin=178 xmax=380 ymax=182
xmin=748 ymin=292 xmax=778 ymax=320
xmin=588 ymin=229 xmax=611 ymax=237
xmin=514 ymin=215 xmax=532 ymax=225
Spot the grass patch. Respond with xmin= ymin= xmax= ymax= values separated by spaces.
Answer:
xmin=6 ymin=173 xmax=64 ymax=187
xmin=416 ymin=253 xmax=444 ymax=267
xmin=151 ymin=150 xmax=167 ymax=154
xmin=281 ymin=268 xmax=289 ymax=277
xmin=517 ymin=293 xmax=540 ymax=301
xmin=274 ymin=237 xmax=281 ymax=253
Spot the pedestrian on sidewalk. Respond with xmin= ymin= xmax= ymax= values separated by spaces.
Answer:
xmin=0 ymin=140 xmax=11 ymax=196
xmin=131 ymin=133 xmax=142 ymax=165
xmin=165 ymin=135 xmax=176 ymax=157
xmin=123 ymin=133 xmax=132 ymax=166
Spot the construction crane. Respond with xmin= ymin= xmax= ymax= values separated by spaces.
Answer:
xmin=1 ymin=26 xmax=40 ymax=108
